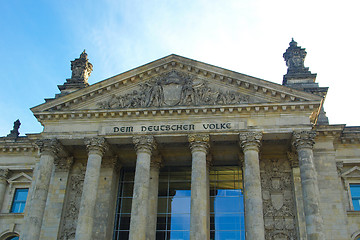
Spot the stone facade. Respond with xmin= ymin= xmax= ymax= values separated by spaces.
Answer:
xmin=1 ymin=41 xmax=360 ymax=240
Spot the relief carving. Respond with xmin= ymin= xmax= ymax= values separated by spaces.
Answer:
xmin=98 ymin=70 xmax=249 ymax=109
xmin=261 ymin=159 xmax=296 ymax=240
xmin=59 ymin=163 xmax=86 ymax=240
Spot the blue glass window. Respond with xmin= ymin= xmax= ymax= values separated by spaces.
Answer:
xmin=113 ymin=166 xmax=245 ymax=240
xmin=350 ymin=184 xmax=360 ymax=210
xmin=156 ymin=167 xmax=192 ymax=239
xmin=210 ymin=166 xmax=245 ymax=240
xmin=11 ymin=188 xmax=28 ymax=213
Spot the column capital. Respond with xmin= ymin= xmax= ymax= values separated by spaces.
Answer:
xmin=54 ymin=157 xmax=74 ymax=172
xmin=292 ymin=130 xmax=316 ymax=151
xmin=188 ymin=134 xmax=210 ymax=154
xmin=133 ymin=135 xmax=156 ymax=155
xmin=239 ymin=131 xmax=262 ymax=152
xmin=0 ymin=168 xmax=9 ymax=182
xmin=84 ymin=137 xmax=109 ymax=156
xmin=35 ymin=139 xmax=67 ymax=158
xmin=287 ymin=151 xmax=299 ymax=168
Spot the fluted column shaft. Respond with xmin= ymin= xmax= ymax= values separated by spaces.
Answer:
xmin=129 ymin=136 xmax=156 ymax=240
xmin=75 ymin=137 xmax=108 ymax=240
xmin=147 ymin=155 xmax=162 ymax=240
xmin=239 ymin=132 xmax=265 ymax=240
xmin=23 ymin=139 xmax=65 ymax=240
xmin=189 ymin=134 xmax=210 ymax=240
xmin=0 ymin=169 xmax=9 ymax=211
xmin=292 ymin=131 xmax=325 ymax=240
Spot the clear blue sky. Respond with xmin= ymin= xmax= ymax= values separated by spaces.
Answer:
xmin=1 ymin=0 xmax=359 ymax=136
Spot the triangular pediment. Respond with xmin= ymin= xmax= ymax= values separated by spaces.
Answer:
xmin=7 ymin=172 xmax=32 ymax=184
xmin=31 ymin=54 xmax=322 ymax=116
xmin=342 ymin=166 xmax=360 ymax=178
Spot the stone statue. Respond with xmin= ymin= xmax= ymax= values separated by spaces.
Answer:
xmin=7 ymin=119 xmax=21 ymax=138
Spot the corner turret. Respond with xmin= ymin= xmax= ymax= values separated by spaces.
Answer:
xmin=56 ymin=50 xmax=93 ymax=98
xmin=283 ymin=39 xmax=329 ymax=125
xmin=283 ymin=38 xmax=317 ymax=86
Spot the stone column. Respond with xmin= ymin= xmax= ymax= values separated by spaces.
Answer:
xmin=0 ymin=168 xmax=9 ymax=211
xmin=40 ymin=157 xmax=73 ymax=240
xmin=23 ymin=139 xmax=66 ymax=240
xmin=129 ymin=135 xmax=156 ymax=240
xmin=288 ymin=151 xmax=307 ymax=240
xmin=239 ymin=132 xmax=265 ymax=240
xmin=292 ymin=131 xmax=325 ymax=240
xmin=188 ymin=134 xmax=210 ymax=240
xmin=147 ymin=154 xmax=162 ymax=240
xmin=75 ymin=137 xmax=109 ymax=240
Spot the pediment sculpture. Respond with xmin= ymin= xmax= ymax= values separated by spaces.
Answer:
xmin=98 ymin=70 xmax=249 ymax=109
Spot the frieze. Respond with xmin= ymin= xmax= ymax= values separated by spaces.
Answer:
xmin=97 ymin=70 xmax=249 ymax=109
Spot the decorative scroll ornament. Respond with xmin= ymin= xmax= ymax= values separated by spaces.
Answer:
xmin=0 ymin=168 xmax=9 ymax=181
xmin=35 ymin=139 xmax=67 ymax=158
xmin=336 ymin=161 xmax=344 ymax=176
xmin=188 ymin=134 xmax=210 ymax=153
xmin=292 ymin=130 xmax=316 ymax=150
xmin=97 ymin=70 xmax=249 ymax=109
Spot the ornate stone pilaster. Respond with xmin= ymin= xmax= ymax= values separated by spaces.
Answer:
xmin=23 ymin=139 xmax=66 ymax=240
xmin=41 ymin=156 xmax=73 ymax=240
xmin=129 ymin=136 xmax=156 ymax=240
xmin=147 ymin=154 xmax=162 ymax=240
xmin=292 ymin=131 xmax=325 ymax=240
xmin=0 ymin=168 xmax=9 ymax=211
xmin=188 ymin=134 xmax=210 ymax=240
xmin=75 ymin=137 xmax=108 ymax=240
xmin=239 ymin=132 xmax=265 ymax=240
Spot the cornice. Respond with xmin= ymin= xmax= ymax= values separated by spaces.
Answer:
xmin=33 ymin=101 xmax=320 ymax=124
xmin=0 ymin=138 xmax=37 ymax=153
xmin=338 ymin=127 xmax=360 ymax=144
xmin=314 ymin=124 xmax=345 ymax=138
xmin=31 ymin=55 xmax=322 ymax=114
xmin=340 ymin=135 xmax=360 ymax=144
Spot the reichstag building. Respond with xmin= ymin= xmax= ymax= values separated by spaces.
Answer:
xmin=1 ymin=40 xmax=360 ymax=240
